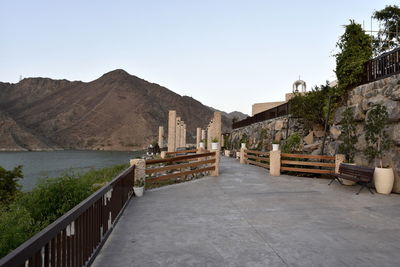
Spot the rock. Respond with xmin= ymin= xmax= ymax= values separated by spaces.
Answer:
xmin=313 ymin=130 xmax=325 ymax=138
xmin=334 ymin=106 xmax=346 ymax=124
xmin=387 ymin=124 xmax=400 ymax=145
xmin=304 ymin=142 xmax=321 ymax=153
xmin=303 ymin=131 xmax=314 ymax=145
xmin=329 ymin=126 xmax=341 ymax=140
xmin=355 ymin=133 xmax=367 ymax=151
xmin=351 ymin=104 xmax=365 ymax=121
xmin=354 ymin=154 xmax=369 ymax=166
xmin=326 ymin=141 xmax=340 ymax=156
xmin=274 ymin=120 xmax=284 ymax=131
xmin=382 ymin=100 xmax=400 ymax=122
xmin=274 ymin=131 xmax=283 ymax=142
xmin=312 ymin=124 xmax=324 ymax=132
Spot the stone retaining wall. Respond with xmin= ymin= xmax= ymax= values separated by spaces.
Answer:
xmin=228 ymin=74 xmax=400 ymax=192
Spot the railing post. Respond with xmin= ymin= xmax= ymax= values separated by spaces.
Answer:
xmin=130 ymin=159 xmax=146 ymax=191
xmin=269 ymin=150 xmax=281 ymax=176
xmin=211 ymin=149 xmax=220 ymax=176
xmin=160 ymin=151 xmax=166 ymax=159
xmin=240 ymin=144 xmax=246 ymax=164
xmin=335 ymin=154 xmax=345 ymax=173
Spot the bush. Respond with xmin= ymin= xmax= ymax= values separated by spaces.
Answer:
xmin=0 ymin=165 xmax=24 ymax=205
xmin=0 ymin=164 xmax=127 ymax=258
xmin=281 ymin=133 xmax=301 ymax=153
xmin=339 ymin=107 xmax=358 ymax=163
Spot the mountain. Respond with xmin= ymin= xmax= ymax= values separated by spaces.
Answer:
xmin=0 ymin=69 xmax=233 ymax=151
xmin=207 ymin=107 xmax=249 ymax=122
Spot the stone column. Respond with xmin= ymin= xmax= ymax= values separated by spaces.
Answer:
xmin=196 ymin=128 xmax=201 ymax=148
xmin=183 ymin=124 xmax=187 ymax=148
xmin=207 ymin=124 xmax=212 ymax=150
xmin=180 ymin=122 xmax=185 ymax=148
xmin=201 ymin=129 xmax=206 ymax=142
xmin=130 ymin=159 xmax=146 ymax=191
xmin=240 ymin=144 xmax=246 ymax=164
xmin=211 ymin=149 xmax=220 ymax=176
xmin=158 ymin=126 xmax=164 ymax=148
xmin=221 ymin=134 xmax=224 ymax=148
xmin=176 ymin=118 xmax=181 ymax=149
xmin=335 ymin=154 xmax=345 ymax=173
xmin=167 ymin=110 xmax=176 ymax=152
xmin=269 ymin=150 xmax=281 ymax=176
xmin=213 ymin=112 xmax=222 ymax=149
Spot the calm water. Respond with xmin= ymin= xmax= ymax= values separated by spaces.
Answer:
xmin=0 ymin=150 xmax=144 ymax=191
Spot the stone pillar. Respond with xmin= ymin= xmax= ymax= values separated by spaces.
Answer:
xmin=130 ymin=159 xmax=146 ymax=189
xmin=213 ymin=112 xmax=222 ymax=149
xmin=269 ymin=150 xmax=281 ymax=176
xmin=207 ymin=124 xmax=212 ymax=150
xmin=201 ymin=129 xmax=206 ymax=141
xmin=176 ymin=118 xmax=181 ymax=149
xmin=211 ymin=149 xmax=220 ymax=176
xmin=180 ymin=123 xmax=185 ymax=148
xmin=167 ymin=111 xmax=176 ymax=152
xmin=221 ymin=134 xmax=224 ymax=148
xmin=158 ymin=126 xmax=164 ymax=148
xmin=183 ymin=124 xmax=187 ymax=148
xmin=196 ymin=128 xmax=201 ymax=148
xmin=335 ymin=154 xmax=345 ymax=173
xmin=240 ymin=145 xmax=246 ymax=164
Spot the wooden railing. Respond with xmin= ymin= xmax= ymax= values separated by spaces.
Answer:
xmin=165 ymin=149 xmax=197 ymax=156
xmin=0 ymin=165 xmax=135 ymax=267
xmin=362 ymin=47 xmax=400 ymax=85
xmin=232 ymin=102 xmax=289 ymax=129
xmin=145 ymin=152 xmax=216 ymax=182
xmin=244 ymin=149 xmax=270 ymax=169
xmin=281 ymin=153 xmax=335 ymax=174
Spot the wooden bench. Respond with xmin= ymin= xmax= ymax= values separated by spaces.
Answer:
xmin=329 ymin=163 xmax=375 ymax=194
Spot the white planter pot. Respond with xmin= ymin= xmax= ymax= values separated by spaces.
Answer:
xmin=211 ymin=142 xmax=219 ymax=150
xmin=374 ymin=167 xmax=394 ymax=195
xmin=241 ymin=143 xmax=246 ymax=149
xmin=272 ymin=144 xmax=279 ymax=151
xmin=224 ymin=150 xmax=230 ymax=157
xmin=133 ymin=186 xmax=144 ymax=197
xmin=199 ymin=142 xmax=205 ymax=148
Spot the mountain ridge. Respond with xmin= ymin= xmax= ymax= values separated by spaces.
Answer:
xmin=0 ymin=69 xmax=242 ymax=151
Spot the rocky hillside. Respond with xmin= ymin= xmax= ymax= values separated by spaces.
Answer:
xmin=0 ymin=69 xmax=234 ymax=151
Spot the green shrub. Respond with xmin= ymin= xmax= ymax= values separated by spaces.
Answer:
xmin=339 ymin=107 xmax=358 ymax=163
xmin=281 ymin=133 xmax=301 ymax=153
xmin=0 ymin=165 xmax=24 ymax=205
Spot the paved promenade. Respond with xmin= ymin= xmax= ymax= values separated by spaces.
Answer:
xmin=93 ymin=157 xmax=400 ymax=267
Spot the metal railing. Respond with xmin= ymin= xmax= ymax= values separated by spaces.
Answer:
xmin=362 ymin=47 xmax=400 ymax=85
xmin=232 ymin=102 xmax=289 ymax=129
xmin=0 ymin=165 xmax=135 ymax=267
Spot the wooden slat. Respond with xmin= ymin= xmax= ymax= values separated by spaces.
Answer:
xmin=146 ymin=152 xmax=216 ymax=165
xmin=281 ymin=153 xmax=335 ymax=160
xmin=146 ymin=159 xmax=215 ymax=174
xmin=246 ymin=159 xmax=269 ymax=169
xmin=281 ymin=160 xmax=335 ymax=168
xmin=244 ymin=149 xmax=269 ymax=156
xmin=281 ymin=166 xmax=334 ymax=174
xmin=165 ymin=149 xmax=197 ymax=155
xmin=245 ymin=154 xmax=269 ymax=162
xmin=147 ymin=166 xmax=215 ymax=182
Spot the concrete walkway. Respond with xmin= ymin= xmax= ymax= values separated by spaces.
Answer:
xmin=92 ymin=157 xmax=400 ymax=267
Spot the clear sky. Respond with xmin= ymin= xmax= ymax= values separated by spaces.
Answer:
xmin=0 ymin=0 xmax=395 ymax=115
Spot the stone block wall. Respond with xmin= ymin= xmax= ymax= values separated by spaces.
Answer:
xmin=228 ymin=74 xmax=400 ymax=192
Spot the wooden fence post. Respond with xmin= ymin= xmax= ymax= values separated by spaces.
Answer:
xmin=269 ymin=150 xmax=281 ymax=176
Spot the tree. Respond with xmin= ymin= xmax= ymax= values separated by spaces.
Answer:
xmin=373 ymin=5 xmax=400 ymax=54
xmin=335 ymin=20 xmax=373 ymax=95
xmin=338 ymin=107 xmax=358 ymax=163
xmin=0 ymin=165 xmax=24 ymax=205
xmin=364 ymin=104 xmax=391 ymax=168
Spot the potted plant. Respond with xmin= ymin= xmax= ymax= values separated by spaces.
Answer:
xmin=338 ymin=107 xmax=358 ymax=185
xmin=211 ymin=137 xmax=219 ymax=150
xmin=199 ymin=139 xmax=205 ymax=148
xmin=364 ymin=104 xmax=393 ymax=194
xmin=133 ymin=178 xmax=145 ymax=197
xmin=272 ymin=140 xmax=280 ymax=151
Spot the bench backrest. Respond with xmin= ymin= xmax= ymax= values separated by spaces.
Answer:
xmin=339 ymin=164 xmax=375 ymax=181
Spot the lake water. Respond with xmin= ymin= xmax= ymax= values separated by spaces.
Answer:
xmin=0 ymin=150 xmax=144 ymax=191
